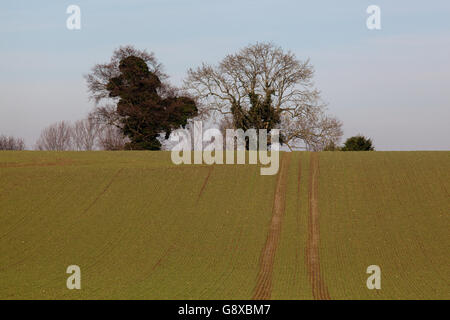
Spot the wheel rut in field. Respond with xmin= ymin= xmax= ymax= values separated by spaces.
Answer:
xmin=82 ymin=168 xmax=123 ymax=215
xmin=253 ymin=153 xmax=291 ymax=300
xmin=197 ymin=166 xmax=214 ymax=203
xmin=306 ymin=153 xmax=331 ymax=300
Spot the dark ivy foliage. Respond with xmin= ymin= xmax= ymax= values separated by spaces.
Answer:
xmin=232 ymin=91 xmax=280 ymax=131
xmin=231 ymin=91 xmax=281 ymax=149
xmin=106 ymin=56 xmax=197 ymax=150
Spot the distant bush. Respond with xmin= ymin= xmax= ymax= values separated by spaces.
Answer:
xmin=341 ymin=135 xmax=374 ymax=151
xmin=0 ymin=135 xmax=25 ymax=150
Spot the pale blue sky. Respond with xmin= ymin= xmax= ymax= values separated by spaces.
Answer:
xmin=1 ymin=0 xmax=449 ymax=150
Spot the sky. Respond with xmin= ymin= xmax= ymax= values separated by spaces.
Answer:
xmin=0 ymin=0 xmax=449 ymax=150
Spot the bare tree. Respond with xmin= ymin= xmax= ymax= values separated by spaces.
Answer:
xmin=184 ymin=42 xmax=343 ymax=150
xmin=97 ymin=125 xmax=128 ymax=151
xmin=72 ymin=117 xmax=100 ymax=151
xmin=0 ymin=135 xmax=25 ymax=150
xmin=87 ymin=105 xmax=127 ymax=150
xmin=35 ymin=121 xmax=73 ymax=151
xmin=281 ymin=108 xmax=343 ymax=151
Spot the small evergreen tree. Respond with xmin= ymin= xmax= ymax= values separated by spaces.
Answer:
xmin=341 ymin=135 xmax=374 ymax=151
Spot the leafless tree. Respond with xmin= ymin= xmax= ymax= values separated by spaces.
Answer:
xmin=184 ymin=42 xmax=343 ymax=150
xmin=0 ymin=135 xmax=26 ymax=150
xmin=281 ymin=108 xmax=343 ymax=151
xmin=97 ymin=125 xmax=128 ymax=151
xmin=89 ymin=104 xmax=122 ymax=133
xmin=72 ymin=117 xmax=100 ymax=151
xmin=87 ymin=105 xmax=128 ymax=150
xmin=35 ymin=121 xmax=73 ymax=151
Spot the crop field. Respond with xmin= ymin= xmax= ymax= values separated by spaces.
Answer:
xmin=0 ymin=151 xmax=448 ymax=299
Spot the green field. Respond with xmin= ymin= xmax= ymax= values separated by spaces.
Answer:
xmin=0 ymin=151 xmax=448 ymax=299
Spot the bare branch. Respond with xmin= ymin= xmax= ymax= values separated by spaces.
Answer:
xmin=35 ymin=121 xmax=73 ymax=151
xmin=184 ymin=42 xmax=343 ymax=149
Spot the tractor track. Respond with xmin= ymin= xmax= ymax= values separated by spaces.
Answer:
xmin=197 ymin=166 xmax=214 ymax=203
xmin=81 ymin=167 xmax=124 ymax=216
xmin=306 ymin=152 xmax=331 ymax=300
xmin=252 ymin=153 xmax=291 ymax=300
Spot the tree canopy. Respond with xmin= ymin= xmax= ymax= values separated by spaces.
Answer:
xmin=184 ymin=42 xmax=342 ymax=151
xmin=342 ymin=135 xmax=375 ymax=151
xmin=86 ymin=46 xmax=198 ymax=150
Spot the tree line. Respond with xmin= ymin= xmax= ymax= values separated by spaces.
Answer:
xmin=34 ymin=118 xmax=127 ymax=151
xmin=85 ymin=43 xmax=343 ymax=151
xmin=0 ymin=135 xmax=25 ymax=151
xmin=1 ymin=43 xmax=375 ymax=151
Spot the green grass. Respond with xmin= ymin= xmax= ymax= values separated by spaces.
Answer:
xmin=318 ymin=151 xmax=450 ymax=299
xmin=0 ymin=151 xmax=448 ymax=299
xmin=271 ymin=152 xmax=312 ymax=299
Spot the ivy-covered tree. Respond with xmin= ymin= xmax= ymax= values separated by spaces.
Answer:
xmin=105 ymin=56 xmax=197 ymax=150
xmin=185 ymin=42 xmax=343 ymax=151
xmin=86 ymin=46 xmax=197 ymax=150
